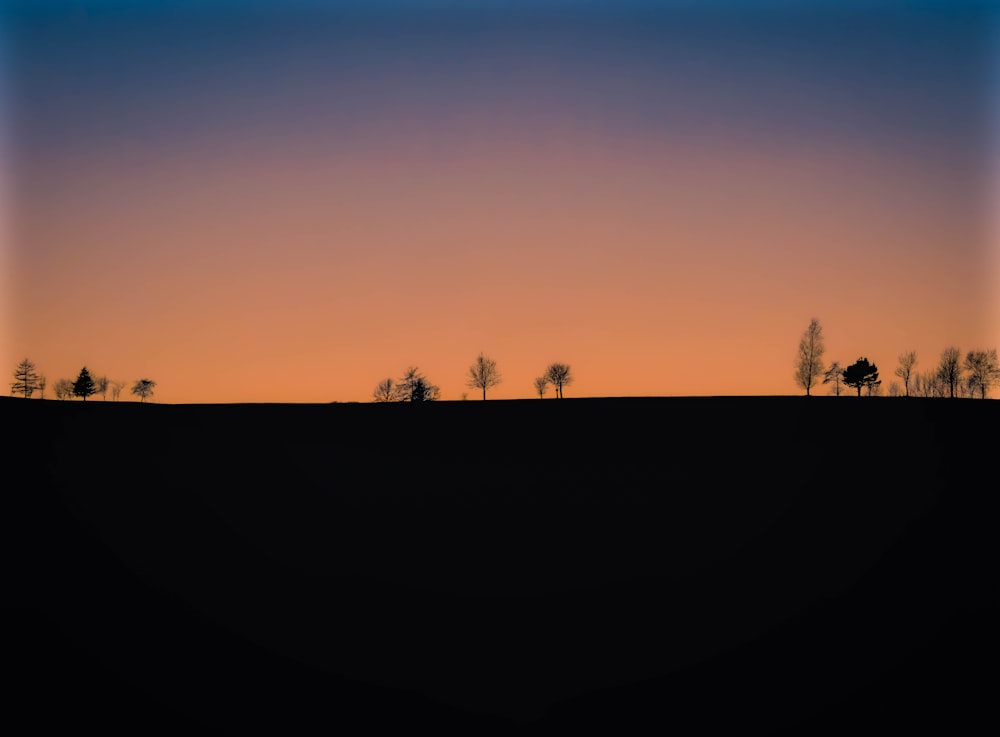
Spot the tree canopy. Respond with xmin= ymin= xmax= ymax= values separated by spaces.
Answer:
xmin=131 ymin=378 xmax=156 ymax=403
xmin=544 ymin=363 xmax=573 ymax=399
xmin=10 ymin=358 xmax=42 ymax=398
xmin=842 ymin=357 xmax=880 ymax=397
xmin=398 ymin=367 xmax=439 ymax=402
xmin=466 ymin=353 xmax=502 ymax=400
xmin=795 ymin=318 xmax=826 ymax=396
xmin=963 ymin=348 xmax=1000 ymax=399
xmin=72 ymin=367 xmax=98 ymax=401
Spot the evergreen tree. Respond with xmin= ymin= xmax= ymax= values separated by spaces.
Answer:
xmin=10 ymin=358 xmax=42 ymax=398
xmin=398 ymin=367 xmax=439 ymax=402
xmin=72 ymin=366 xmax=98 ymax=401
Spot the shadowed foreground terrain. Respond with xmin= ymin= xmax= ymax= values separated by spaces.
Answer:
xmin=3 ymin=396 xmax=997 ymax=732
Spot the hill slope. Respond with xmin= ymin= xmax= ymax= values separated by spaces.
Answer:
xmin=3 ymin=396 xmax=997 ymax=732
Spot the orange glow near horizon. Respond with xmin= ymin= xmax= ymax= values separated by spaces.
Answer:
xmin=4 ymin=3 xmax=998 ymax=403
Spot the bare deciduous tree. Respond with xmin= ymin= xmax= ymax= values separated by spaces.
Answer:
xmin=131 ymin=378 xmax=156 ymax=403
xmin=110 ymin=380 xmax=126 ymax=401
xmin=894 ymin=351 xmax=917 ymax=397
xmin=373 ymin=377 xmax=401 ymax=402
xmin=795 ymin=318 xmax=825 ymax=396
xmin=822 ymin=361 xmax=845 ymax=396
xmin=534 ymin=376 xmax=548 ymax=398
xmin=963 ymin=348 xmax=1000 ymax=399
xmin=10 ymin=358 xmax=42 ymax=398
xmin=936 ymin=347 xmax=962 ymax=398
xmin=912 ymin=370 xmax=945 ymax=398
xmin=865 ymin=379 xmax=884 ymax=397
xmin=466 ymin=353 xmax=502 ymax=400
xmin=54 ymin=378 xmax=74 ymax=400
xmin=544 ymin=363 xmax=572 ymax=399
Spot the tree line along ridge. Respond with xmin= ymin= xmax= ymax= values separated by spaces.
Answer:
xmin=9 ymin=327 xmax=999 ymax=402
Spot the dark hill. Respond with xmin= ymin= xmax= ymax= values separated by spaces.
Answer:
xmin=3 ymin=396 xmax=997 ymax=733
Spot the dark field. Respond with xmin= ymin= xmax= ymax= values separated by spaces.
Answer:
xmin=3 ymin=396 xmax=997 ymax=733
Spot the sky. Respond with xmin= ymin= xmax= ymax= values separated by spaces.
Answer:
xmin=3 ymin=0 xmax=999 ymax=403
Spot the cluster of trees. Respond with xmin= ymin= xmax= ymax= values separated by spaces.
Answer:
xmin=372 ymin=366 xmax=442 ymax=403
xmin=9 ymin=359 xmax=157 ymax=402
xmin=16 ymin=328 xmax=993 ymax=404
xmin=372 ymin=355 xmax=574 ymax=402
xmin=795 ymin=319 xmax=1000 ymax=399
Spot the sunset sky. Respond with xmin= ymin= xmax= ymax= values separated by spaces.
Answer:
xmin=4 ymin=0 xmax=999 ymax=403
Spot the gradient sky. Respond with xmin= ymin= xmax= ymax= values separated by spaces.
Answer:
xmin=4 ymin=0 xmax=999 ymax=403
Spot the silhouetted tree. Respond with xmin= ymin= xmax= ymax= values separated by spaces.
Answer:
xmin=54 ymin=378 xmax=74 ymax=400
xmin=960 ymin=374 xmax=978 ymax=399
xmin=794 ymin=318 xmax=825 ymax=396
xmin=10 ymin=358 xmax=42 ymax=398
xmin=822 ymin=361 xmax=846 ymax=396
xmin=373 ymin=377 xmax=402 ymax=402
xmin=131 ymin=378 xmax=156 ymax=403
xmin=912 ymin=370 xmax=945 ymax=398
xmin=466 ymin=353 xmax=502 ymax=400
xmin=399 ymin=367 xmax=439 ymax=402
xmin=73 ymin=367 xmax=97 ymax=401
xmin=544 ymin=363 xmax=572 ymax=399
xmin=894 ymin=351 xmax=917 ymax=397
xmin=110 ymin=380 xmax=126 ymax=401
xmin=963 ymin=348 xmax=1000 ymax=399
xmin=534 ymin=376 xmax=548 ymax=398
xmin=843 ymin=357 xmax=880 ymax=397
xmin=94 ymin=375 xmax=109 ymax=400
xmin=936 ymin=347 xmax=962 ymax=398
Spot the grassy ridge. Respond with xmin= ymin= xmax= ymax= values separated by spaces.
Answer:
xmin=3 ymin=396 xmax=997 ymax=731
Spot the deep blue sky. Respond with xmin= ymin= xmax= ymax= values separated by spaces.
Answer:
xmin=7 ymin=0 xmax=994 ymax=167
